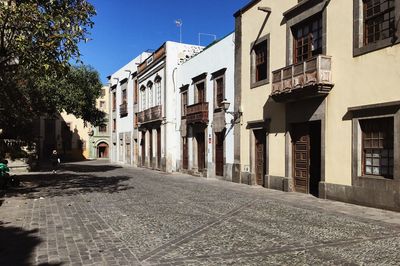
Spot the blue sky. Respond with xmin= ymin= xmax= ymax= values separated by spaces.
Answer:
xmin=78 ymin=0 xmax=250 ymax=83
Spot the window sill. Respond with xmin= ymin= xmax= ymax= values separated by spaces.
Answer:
xmin=358 ymin=175 xmax=393 ymax=181
xmin=251 ymin=79 xmax=269 ymax=89
xmin=353 ymin=38 xmax=400 ymax=57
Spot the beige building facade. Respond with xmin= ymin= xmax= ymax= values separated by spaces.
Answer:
xmin=235 ymin=0 xmax=400 ymax=210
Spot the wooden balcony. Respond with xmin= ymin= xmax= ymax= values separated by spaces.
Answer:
xmin=137 ymin=105 xmax=162 ymax=124
xmin=119 ymin=102 xmax=128 ymax=117
xmin=271 ymin=55 xmax=334 ymax=102
xmin=186 ymin=102 xmax=209 ymax=124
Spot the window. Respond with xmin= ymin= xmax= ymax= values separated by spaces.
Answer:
xmin=100 ymin=89 xmax=106 ymax=97
xmin=354 ymin=0 xmax=399 ymax=56
xmin=254 ymin=41 xmax=268 ymax=81
xmin=99 ymin=124 xmax=107 ymax=132
xmin=360 ymin=117 xmax=394 ymax=178
xmin=99 ymin=101 xmax=105 ymax=110
xmin=181 ymin=91 xmax=188 ymax=117
xmin=140 ymin=86 xmax=146 ymax=111
xmin=148 ymin=84 xmax=153 ymax=108
xmin=112 ymin=92 xmax=116 ymax=111
xmin=293 ymin=14 xmax=322 ymax=63
xmin=155 ymin=80 xmax=161 ymax=105
xmin=134 ymin=114 xmax=138 ymax=128
xmin=363 ymin=0 xmax=395 ymax=45
xmin=113 ymin=119 xmax=116 ymax=132
xmin=215 ymin=77 xmax=224 ymax=109
xmin=196 ymin=82 xmax=205 ymax=103
xmin=250 ymin=34 xmax=270 ymax=88
xmin=122 ymin=89 xmax=127 ymax=104
xmin=134 ymin=80 xmax=138 ymax=104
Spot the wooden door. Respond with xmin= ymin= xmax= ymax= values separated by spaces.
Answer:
xmin=215 ymin=132 xmax=224 ymax=176
xmin=182 ymin=137 xmax=188 ymax=169
xmin=141 ymin=131 xmax=145 ymax=166
xmin=157 ymin=128 xmax=161 ymax=168
xmin=254 ymin=130 xmax=265 ymax=186
xmin=292 ymin=123 xmax=310 ymax=193
xmin=197 ymin=132 xmax=205 ymax=171
xmin=125 ymin=143 xmax=131 ymax=164
xmin=149 ymin=130 xmax=153 ymax=167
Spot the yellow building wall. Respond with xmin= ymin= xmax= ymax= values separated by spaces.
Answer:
xmin=239 ymin=0 xmax=400 ymax=187
xmin=239 ymin=0 xmax=296 ymax=177
xmin=60 ymin=112 xmax=90 ymax=159
xmin=324 ymin=0 xmax=400 ymax=185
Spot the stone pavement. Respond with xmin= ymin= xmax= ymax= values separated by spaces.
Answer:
xmin=1 ymin=161 xmax=400 ymax=265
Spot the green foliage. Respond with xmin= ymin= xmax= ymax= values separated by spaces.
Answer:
xmin=0 ymin=0 xmax=103 ymax=139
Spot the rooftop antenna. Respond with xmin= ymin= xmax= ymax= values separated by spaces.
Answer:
xmin=174 ymin=19 xmax=183 ymax=43
xmin=198 ymin=33 xmax=217 ymax=46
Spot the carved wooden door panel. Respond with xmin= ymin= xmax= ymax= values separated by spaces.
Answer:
xmin=141 ymin=131 xmax=146 ymax=166
xmin=149 ymin=130 xmax=153 ymax=167
xmin=254 ymin=130 xmax=265 ymax=186
xmin=157 ymin=128 xmax=161 ymax=169
xmin=197 ymin=132 xmax=205 ymax=171
xmin=292 ymin=124 xmax=310 ymax=193
xmin=215 ymin=132 xmax=224 ymax=176
xmin=183 ymin=137 xmax=188 ymax=169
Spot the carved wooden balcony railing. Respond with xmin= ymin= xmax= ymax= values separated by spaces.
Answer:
xmin=119 ymin=102 xmax=128 ymax=117
xmin=271 ymin=55 xmax=334 ymax=102
xmin=186 ymin=102 xmax=209 ymax=124
xmin=137 ymin=105 xmax=162 ymax=124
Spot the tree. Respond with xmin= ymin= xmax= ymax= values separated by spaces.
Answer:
xmin=0 ymin=0 xmax=103 ymax=139
xmin=42 ymin=64 xmax=105 ymax=126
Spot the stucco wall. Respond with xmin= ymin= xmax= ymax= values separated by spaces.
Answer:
xmin=238 ymin=0 xmax=296 ymax=179
xmin=176 ymin=34 xmax=235 ymax=175
xmin=325 ymin=0 xmax=400 ymax=185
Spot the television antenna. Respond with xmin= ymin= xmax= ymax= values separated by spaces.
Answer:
xmin=174 ymin=19 xmax=183 ymax=43
xmin=198 ymin=33 xmax=217 ymax=46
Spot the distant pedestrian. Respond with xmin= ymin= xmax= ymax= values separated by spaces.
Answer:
xmin=51 ymin=150 xmax=60 ymax=173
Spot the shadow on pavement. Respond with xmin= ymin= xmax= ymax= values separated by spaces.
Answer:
xmin=37 ymin=162 xmax=122 ymax=173
xmin=60 ymin=163 xmax=122 ymax=173
xmin=0 ymin=224 xmax=42 ymax=266
xmin=6 ymin=172 xmax=133 ymax=199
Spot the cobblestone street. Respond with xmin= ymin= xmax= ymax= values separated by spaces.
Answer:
xmin=1 ymin=160 xmax=400 ymax=265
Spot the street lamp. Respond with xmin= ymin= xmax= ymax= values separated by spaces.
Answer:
xmin=221 ymin=99 xmax=242 ymax=124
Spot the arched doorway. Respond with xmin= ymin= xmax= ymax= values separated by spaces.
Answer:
xmin=97 ymin=142 xmax=109 ymax=159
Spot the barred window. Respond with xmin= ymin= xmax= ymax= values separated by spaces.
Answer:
xmin=360 ymin=117 xmax=394 ymax=178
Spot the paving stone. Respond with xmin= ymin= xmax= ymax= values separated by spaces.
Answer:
xmin=2 ymin=160 xmax=400 ymax=265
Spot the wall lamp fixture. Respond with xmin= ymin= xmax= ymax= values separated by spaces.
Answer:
xmin=220 ymin=99 xmax=242 ymax=124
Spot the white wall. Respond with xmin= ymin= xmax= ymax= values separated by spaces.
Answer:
xmin=176 ymin=33 xmax=236 ymax=172
xmin=109 ymin=52 xmax=150 ymax=163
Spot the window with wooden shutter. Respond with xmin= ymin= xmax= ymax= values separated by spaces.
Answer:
xmin=181 ymin=91 xmax=187 ymax=117
xmin=215 ymin=77 xmax=224 ymax=108
xmin=293 ymin=13 xmax=322 ymax=63
xmin=254 ymin=41 xmax=268 ymax=82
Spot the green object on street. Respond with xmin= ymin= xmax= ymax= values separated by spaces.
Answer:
xmin=0 ymin=163 xmax=10 ymax=176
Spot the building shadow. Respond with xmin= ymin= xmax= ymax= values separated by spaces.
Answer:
xmin=0 ymin=224 xmax=43 ymax=266
xmin=5 ymin=172 xmax=133 ymax=199
xmin=60 ymin=163 xmax=122 ymax=173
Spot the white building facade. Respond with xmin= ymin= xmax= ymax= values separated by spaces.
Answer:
xmin=109 ymin=52 xmax=150 ymax=166
xmin=137 ymin=41 xmax=203 ymax=173
xmin=176 ymin=33 xmax=236 ymax=180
